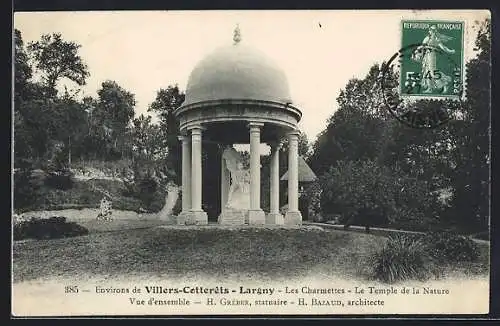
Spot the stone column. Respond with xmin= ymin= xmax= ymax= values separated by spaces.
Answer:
xmin=267 ymin=142 xmax=284 ymax=224
xmin=177 ymin=135 xmax=192 ymax=225
xmin=248 ymin=122 xmax=265 ymax=224
xmin=188 ymin=125 xmax=208 ymax=225
xmin=220 ymin=151 xmax=230 ymax=214
xmin=285 ymin=130 xmax=302 ymax=225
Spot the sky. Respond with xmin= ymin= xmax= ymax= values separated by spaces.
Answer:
xmin=14 ymin=10 xmax=487 ymax=143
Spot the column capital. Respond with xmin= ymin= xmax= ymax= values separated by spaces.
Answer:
xmin=248 ymin=122 xmax=264 ymax=130
xmin=187 ymin=124 xmax=206 ymax=133
xmin=287 ymin=129 xmax=301 ymax=138
xmin=177 ymin=135 xmax=189 ymax=142
xmin=268 ymin=141 xmax=283 ymax=151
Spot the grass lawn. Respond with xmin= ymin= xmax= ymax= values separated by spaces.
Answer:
xmin=12 ymin=226 xmax=489 ymax=284
xmin=13 ymin=227 xmax=387 ymax=283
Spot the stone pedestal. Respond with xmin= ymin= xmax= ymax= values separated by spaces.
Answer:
xmin=266 ymin=213 xmax=284 ymax=225
xmin=176 ymin=211 xmax=190 ymax=225
xmin=218 ymin=208 xmax=247 ymax=225
xmin=284 ymin=211 xmax=302 ymax=226
xmin=184 ymin=210 xmax=208 ymax=225
xmin=248 ymin=209 xmax=266 ymax=225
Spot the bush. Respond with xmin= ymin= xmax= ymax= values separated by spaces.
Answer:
xmin=122 ymin=175 xmax=166 ymax=212
xmin=14 ymin=159 xmax=42 ymax=210
xmin=44 ymin=169 xmax=74 ymax=190
xmin=422 ymin=231 xmax=480 ymax=263
xmin=371 ymin=234 xmax=433 ymax=283
xmin=319 ymin=160 xmax=439 ymax=230
xmin=14 ymin=216 xmax=89 ymax=240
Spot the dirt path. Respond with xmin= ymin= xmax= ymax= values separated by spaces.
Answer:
xmin=20 ymin=208 xmax=164 ymax=222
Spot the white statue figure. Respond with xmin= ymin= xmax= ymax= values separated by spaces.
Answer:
xmin=222 ymin=145 xmax=250 ymax=210
xmin=158 ymin=181 xmax=179 ymax=220
xmin=412 ymin=25 xmax=455 ymax=93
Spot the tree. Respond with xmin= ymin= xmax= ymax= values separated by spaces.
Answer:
xmin=131 ymin=114 xmax=166 ymax=167
xmin=308 ymin=64 xmax=392 ymax=176
xmin=95 ymin=80 xmax=136 ymax=157
xmin=27 ymin=33 xmax=89 ymax=97
xmin=445 ymin=20 xmax=491 ymax=232
xmin=320 ymin=160 xmax=437 ymax=231
xmin=148 ymin=85 xmax=185 ymax=184
xmin=14 ymin=29 xmax=32 ymax=103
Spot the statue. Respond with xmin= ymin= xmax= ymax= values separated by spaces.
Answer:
xmin=222 ymin=145 xmax=250 ymax=210
xmin=411 ymin=25 xmax=455 ymax=93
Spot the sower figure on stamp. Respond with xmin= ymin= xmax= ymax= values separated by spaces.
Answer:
xmin=412 ymin=25 xmax=455 ymax=94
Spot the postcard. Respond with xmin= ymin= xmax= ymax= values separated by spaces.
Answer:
xmin=12 ymin=9 xmax=491 ymax=316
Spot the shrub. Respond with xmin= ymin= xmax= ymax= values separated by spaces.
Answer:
xmin=371 ymin=234 xmax=433 ymax=283
xmin=14 ymin=216 xmax=89 ymax=241
xmin=44 ymin=169 xmax=74 ymax=190
xmin=422 ymin=231 xmax=480 ymax=263
xmin=14 ymin=159 xmax=42 ymax=210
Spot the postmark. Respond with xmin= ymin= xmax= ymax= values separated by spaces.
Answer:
xmin=379 ymin=20 xmax=466 ymax=129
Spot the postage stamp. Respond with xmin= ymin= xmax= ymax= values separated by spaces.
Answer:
xmin=379 ymin=20 xmax=467 ymax=129
xmin=400 ymin=20 xmax=465 ymax=98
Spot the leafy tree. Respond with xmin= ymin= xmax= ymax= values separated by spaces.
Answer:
xmin=95 ymin=80 xmax=136 ymax=156
xmin=308 ymin=64 xmax=391 ymax=176
xmin=320 ymin=160 xmax=437 ymax=231
xmin=27 ymin=33 xmax=89 ymax=97
xmin=148 ymin=85 xmax=185 ymax=184
xmin=445 ymin=20 xmax=491 ymax=232
xmin=14 ymin=29 xmax=32 ymax=103
xmin=131 ymin=114 xmax=167 ymax=169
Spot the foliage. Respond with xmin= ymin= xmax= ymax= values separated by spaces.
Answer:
xmin=123 ymin=174 xmax=166 ymax=213
xmin=13 ymin=159 xmax=43 ymax=211
xmin=422 ymin=231 xmax=480 ymax=263
xmin=302 ymin=180 xmax=322 ymax=221
xmin=148 ymin=85 xmax=185 ymax=185
xmin=44 ymin=169 xmax=74 ymax=190
xmin=371 ymin=234 xmax=433 ymax=283
xmin=14 ymin=29 xmax=33 ymax=102
xmin=308 ymin=20 xmax=490 ymax=233
xmin=320 ymin=160 xmax=396 ymax=227
xmin=14 ymin=216 xmax=89 ymax=240
xmin=319 ymin=159 xmax=440 ymax=230
xmin=131 ymin=114 xmax=166 ymax=163
xmin=27 ymin=32 xmax=89 ymax=97
xmin=308 ymin=64 xmax=390 ymax=176
xmin=95 ymin=80 xmax=136 ymax=155
xmin=444 ymin=20 xmax=490 ymax=232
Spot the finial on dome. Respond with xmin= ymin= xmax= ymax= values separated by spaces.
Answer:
xmin=233 ymin=24 xmax=241 ymax=45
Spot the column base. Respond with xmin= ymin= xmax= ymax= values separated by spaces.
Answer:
xmin=178 ymin=210 xmax=208 ymax=225
xmin=188 ymin=210 xmax=208 ymax=225
xmin=284 ymin=210 xmax=302 ymax=226
xmin=218 ymin=208 xmax=247 ymax=225
xmin=266 ymin=212 xmax=284 ymax=225
xmin=248 ymin=209 xmax=266 ymax=225
xmin=176 ymin=211 xmax=190 ymax=225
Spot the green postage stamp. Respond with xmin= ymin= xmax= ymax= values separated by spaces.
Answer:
xmin=400 ymin=21 xmax=465 ymax=98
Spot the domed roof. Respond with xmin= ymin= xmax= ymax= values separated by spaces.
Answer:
xmin=182 ymin=35 xmax=293 ymax=107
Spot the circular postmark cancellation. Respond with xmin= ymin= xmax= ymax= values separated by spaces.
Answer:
xmin=379 ymin=43 xmax=465 ymax=129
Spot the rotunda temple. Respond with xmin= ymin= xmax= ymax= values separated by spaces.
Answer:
xmin=174 ymin=25 xmax=303 ymax=226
